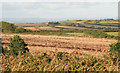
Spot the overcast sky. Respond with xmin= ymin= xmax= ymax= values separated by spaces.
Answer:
xmin=0 ymin=1 xmax=118 ymax=20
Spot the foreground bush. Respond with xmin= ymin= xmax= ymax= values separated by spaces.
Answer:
xmin=7 ymin=35 xmax=29 ymax=56
xmin=109 ymin=42 xmax=120 ymax=58
xmin=109 ymin=42 xmax=120 ymax=54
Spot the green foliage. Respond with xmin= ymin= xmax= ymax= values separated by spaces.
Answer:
xmin=105 ymin=32 xmax=118 ymax=37
xmin=2 ymin=47 xmax=9 ymax=56
xmin=13 ymin=28 xmax=117 ymax=39
xmin=81 ymin=29 xmax=117 ymax=39
xmin=57 ymin=52 xmax=63 ymax=60
xmin=8 ymin=35 xmax=29 ymax=56
xmin=48 ymin=22 xmax=60 ymax=25
xmin=1 ymin=21 xmax=16 ymax=33
xmin=103 ymin=29 xmax=118 ymax=32
xmin=15 ymin=28 xmax=27 ymax=33
xmin=2 ymin=51 xmax=119 ymax=71
xmin=109 ymin=42 xmax=120 ymax=57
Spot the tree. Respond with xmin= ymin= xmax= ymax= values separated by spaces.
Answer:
xmin=8 ymin=35 xmax=29 ymax=56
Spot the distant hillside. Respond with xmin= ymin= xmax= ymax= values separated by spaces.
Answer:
xmin=2 ymin=18 xmax=69 ymax=24
xmin=47 ymin=19 xmax=118 ymax=29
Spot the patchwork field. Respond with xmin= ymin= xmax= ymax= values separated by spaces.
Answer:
xmin=2 ymin=34 xmax=117 ymax=57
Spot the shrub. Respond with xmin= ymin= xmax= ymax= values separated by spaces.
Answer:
xmin=8 ymin=35 xmax=29 ymax=56
xmin=2 ymin=47 xmax=9 ymax=56
xmin=48 ymin=22 xmax=60 ymax=25
xmin=109 ymin=42 xmax=120 ymax=53
xmin=109 ymin=42 xmax=120 ymax=57
xmin=15 ymin=28 xmax=27 ymax=33
xmin=57 ymin=52 xmax=63 ymax=60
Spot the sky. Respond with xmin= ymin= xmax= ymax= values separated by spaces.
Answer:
xmin=0 ymin=0 xmax=119 ymax=22
xmin=0 ymin=0 xmax=119 ymax=2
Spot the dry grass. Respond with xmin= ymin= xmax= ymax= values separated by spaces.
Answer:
xmin=15 ymin=23 xmax=48 ymax=27
xmin=2 ymin=34 xmax=117 ymax=57
xmin=24 ymin=27 xmax=38 ymax=31
xmin=23 ymin=27 xmax=59 ymax=31
xmin=38 ymin=27 xmax=59 ymax=30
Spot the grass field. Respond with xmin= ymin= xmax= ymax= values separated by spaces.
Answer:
xmin=24 ymin=27 xmax=59 ymax=31
xmin=66 ymin=33 xmax=85 ymax=36
xmin=105 ymin=32 xmax=118 ymax=36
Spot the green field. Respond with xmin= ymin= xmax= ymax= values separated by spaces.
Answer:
xmin=105 ymin=32 xmax=118 ymax=36
xmin=66 ymin=33 xmax=85 ymax=36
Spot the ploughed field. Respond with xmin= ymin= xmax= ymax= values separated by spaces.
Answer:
xmin=2 ymin=34 xmax=117 ymax=57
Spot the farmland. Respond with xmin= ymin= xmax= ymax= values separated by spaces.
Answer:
xmin=1 ymin=19 xmax=120 ymax=71
xmin=2 ymin=33 xmax=117 ymax=57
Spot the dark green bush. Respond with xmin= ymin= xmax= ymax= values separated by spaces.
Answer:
xmin=2 ymin=47 xmax=9 ymax=56
xmin=8 ymin=35 xmax=29 ymax=56
xmin=48 ymin=22 xmax=60 ymax=25
xmin=15 ymin=28 xmax=27 ymax=33
xmin=57 ymin=52 xmax=63 ymax=60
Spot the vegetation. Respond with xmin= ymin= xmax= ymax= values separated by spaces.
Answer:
xmin=81 ymin=29 xmax=117 ymax=39
xmin=3 ymin=35 xmax=29 ymax=57
xmin=15 ymin=28 xmax=28 ymax=33
xmin=12 ymin=28 xmax=118 ymax=39
xmin=66 ymin=33 xmax=85 ymax=36
xmin=48 ymin=22 xmax=60 ymax=26
xmin=2 ymin=52 xmax=119 ymax=71
xmin=1 ymin=21 xmax=118 ymax=40
xmin=49 ymin=19 xmax=118 ymax=29
xmin=1 ymin=19 xmax=119 ymax=71
xmin=1 ymin=21 xmax=16 ymax=33
xmin=2 ymin=35 xmax=120 ymax=71
xmin=105 ymin=32 xmax=118 ymax=36
xmin=109 ymin=42 xmax=120 ymax=57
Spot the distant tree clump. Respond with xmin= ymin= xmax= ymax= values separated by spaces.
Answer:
xmin=1 ymin=21 xmax=16 ymax=33
xmin=15 ymin=28 xmax=27 ymax=33
xmin=48 ymin=22 xmax=60 ymax=25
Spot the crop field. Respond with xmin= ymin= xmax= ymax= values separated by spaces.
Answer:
xmin=2 ymin=33 xmax=117 ymax=57
xmin=23 ymin=27 xmax=59 ymax=31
